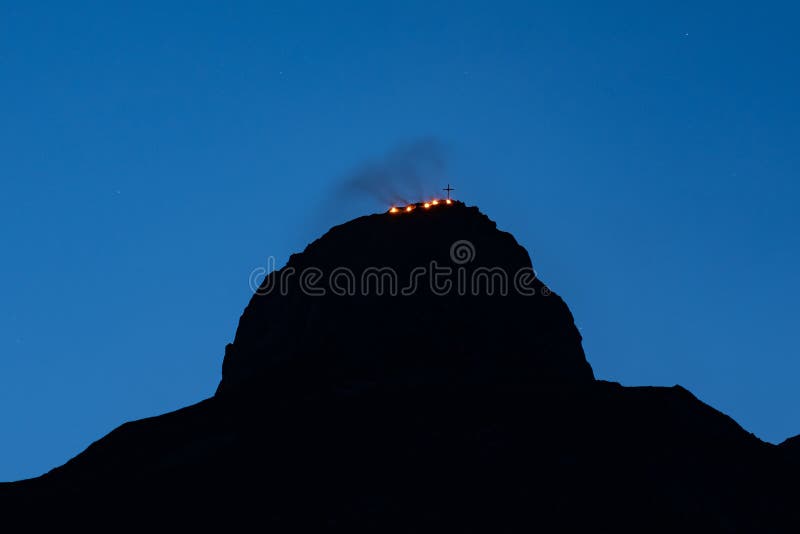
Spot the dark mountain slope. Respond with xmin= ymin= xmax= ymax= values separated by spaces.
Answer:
xmin=1 ymin=202 xmax=797 ymax=531
xmin=219 ymin=201 xmax=594 ymax=394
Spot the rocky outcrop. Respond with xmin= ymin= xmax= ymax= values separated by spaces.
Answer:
xmin=219 ymin=202 xmax=594 ymax=394
xmin=2 ymin=202 xmax=798 ymax=531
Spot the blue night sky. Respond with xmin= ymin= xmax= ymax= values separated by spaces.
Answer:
xmin=2 ymin=1 xmax=799 ymax=481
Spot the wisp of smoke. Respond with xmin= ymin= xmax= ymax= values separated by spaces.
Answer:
xmin=301 ymin=138 xmax=450 ymax=248
xmin=337 ymin=138 xmax=448 ymax=205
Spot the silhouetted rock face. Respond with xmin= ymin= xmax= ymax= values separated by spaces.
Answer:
xmin=3 ymin=204 xmax=800 ymax=531
xmin=219 ymin=202 xmax=594 ymax=394
xmin=780 ymin=435 xmax=800 ymax=463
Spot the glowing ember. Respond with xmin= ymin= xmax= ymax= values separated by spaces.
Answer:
xmin=388 ymin=196 xmax=456 ymax=213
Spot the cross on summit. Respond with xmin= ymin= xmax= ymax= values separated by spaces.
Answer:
xmin=443 ymin=184 xmax=455 ymax=199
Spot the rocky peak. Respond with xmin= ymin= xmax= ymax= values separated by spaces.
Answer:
xmin=218 ymin=202 xmax=594 ymax=394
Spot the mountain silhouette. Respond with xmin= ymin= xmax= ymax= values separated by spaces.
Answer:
xmin=2 ymin=202 xmax=798 ymax=531
xmin=220 ymin=201 xmax=593 ymax=394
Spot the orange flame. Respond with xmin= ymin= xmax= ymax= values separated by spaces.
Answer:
xmin=389 ymin=199 xmax=454 ymax=213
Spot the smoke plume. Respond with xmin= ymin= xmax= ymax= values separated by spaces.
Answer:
xmin=337 ymin=138 xmax=448 ymax=206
